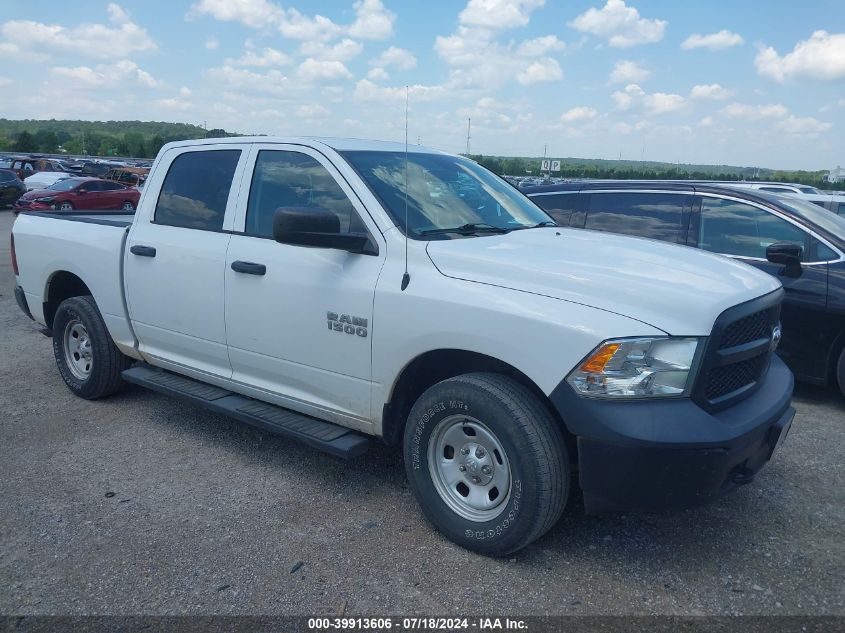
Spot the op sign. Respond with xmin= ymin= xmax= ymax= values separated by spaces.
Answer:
xmin=541 ymin=160 xmax=561 ymax=172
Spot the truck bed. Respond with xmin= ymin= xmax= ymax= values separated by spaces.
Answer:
xmin=12 ymin=210 xmax=136 ymax=352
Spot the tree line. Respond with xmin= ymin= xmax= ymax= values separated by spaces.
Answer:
xmin=468 ymin=154 xmax=838 ymax=191
xmin=0 ymin=119 xmax=233 ymax=158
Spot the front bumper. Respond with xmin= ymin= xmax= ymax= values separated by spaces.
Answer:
xmin=549 ymin=355 xmax=795 ymax=513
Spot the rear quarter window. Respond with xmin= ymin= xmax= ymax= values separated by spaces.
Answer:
xmin=529 ymin=192 xmax=581 ymax=226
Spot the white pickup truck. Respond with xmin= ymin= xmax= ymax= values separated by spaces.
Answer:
xmin=11 ymin=137 xmax=795 ymax=555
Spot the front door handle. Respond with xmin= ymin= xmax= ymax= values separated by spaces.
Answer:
xmin=130 ymin=245 xmax=156 ymax=257
xmin=231 ymin=260 xmax=266 ymax=276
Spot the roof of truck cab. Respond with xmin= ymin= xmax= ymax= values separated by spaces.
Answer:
xmin=160 ymin=136 xmax=449 ymax=155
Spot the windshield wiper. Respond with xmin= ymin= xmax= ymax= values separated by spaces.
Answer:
xmin=508 ymin=220 xmax=558 ymax=231
xmin=420 ymin=223 xmax=513 ymax=236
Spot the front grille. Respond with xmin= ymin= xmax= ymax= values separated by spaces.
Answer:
xmin=705 ymin=355 xmax=767 ymax=400
xmin=694 ymin=291 xmax=783 ymax=411
xmin=719 ymin=310 xmax=772 ymax=349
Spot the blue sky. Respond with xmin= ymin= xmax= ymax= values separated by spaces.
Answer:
xmin=0 ymin=1 xmax=842 ymax=170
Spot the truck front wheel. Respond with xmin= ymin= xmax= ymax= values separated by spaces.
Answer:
xmin=52 ymin=295 xmax=131 ymax=399
xmin=403 ymin=372 xmax=569 ymax=556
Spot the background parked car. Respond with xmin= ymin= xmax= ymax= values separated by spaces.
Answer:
xmin=103 ymin=166 xmax=148 ymax=187
xmin=797 ymin=192 xmax=845 ymax=216
xmin=14 ymin=177 xmax=140 ymax=212
xmin=0 ymin=168 xmax=26 ymax=207
xmin=526 ymin=181 xmax=845 ymax=394
xmin=8 ymin=157 xmax=65 ymax=180
xmin=79 ymin=161 xmax=112 ymax=177
xmin=23 ymin=171 xmax=72 ymax=191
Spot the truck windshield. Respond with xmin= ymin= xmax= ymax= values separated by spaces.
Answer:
xmin=342 ymin=150 xmax=553 ymax=239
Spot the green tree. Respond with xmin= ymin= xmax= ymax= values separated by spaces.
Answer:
xmin=15 ymin=131 xmax=37 ymax=152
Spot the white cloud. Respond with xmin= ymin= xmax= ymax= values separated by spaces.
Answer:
xmin=191 ymin=0 xmax=391 ymax=41
xmin=0 ymin=76 xmax=11 ymax=88
xmin=517 ymin=58 xmax=563 ymax=85
xmin=689 ymin=83 xmax=733 ymax=100
xmin=354 ymin=79 xmax=445 ymax=102
xmin=435 ymin=25 xmax=565 ymax=90
xmin=367 ymin=67 xmax=389 ymax=81
xmin=840 ymin=98 xmax=845 ymax=107
xmin=570 ymin=0 xmax=666 ymax=48
xmin=297 ymin=58 xmax=352 ymax=81
xmin=231 ymin=44 xmax=292 ymax=67
xmin=756 ymin=31 xmax=845 ymax=82
xmin=0 ymin=4 xmax=156 ymax=60
xmin=370 ymin=47 xmax=417 ymax=70
xmin=609 ymin=59 xmax=650 ymax=83
xmin=612 ymin=83 xmax=685 ymax=114
xmin=203 ymin=66 xmax=292 ymax=96
xmin=774 ymin=115 xmax=832 ymax=137
xmin=561 ymin=106 xmax=599 ymax=122
xmin=348 ymin=0 xmax=395 ymax=40
xmin=189 ymin=0 xmax=282 ymax=28
xmin=299 ymin=39 xmax=362 ymax=62
xmin=278 ymin=10 xmax=343 ymax=41
xmin=296 ymin=103 xmax=331 ymax=118
xmin=698 ymin=116 xmax=715 ymax=127
xmin=459 ymin=0 xmax=546 ymax=29
xmin=516 ymin=35 xmax=566 ymax=57
xmin=681 ymin=30 xmax=743 ymax=51
xmin=51 ymin=60 xmax=159 ymax=88
xmin=204 ymin=37 xmax=220 ymax=50
xmin=720 ymin=103 xmax=788 ymax=119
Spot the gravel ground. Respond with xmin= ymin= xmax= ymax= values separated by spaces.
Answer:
xmin=0 ymin=209 xmax=843 ymax=616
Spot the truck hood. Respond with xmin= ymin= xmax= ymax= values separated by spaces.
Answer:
xmin=425 ymin=227 xmax=782 ymax=335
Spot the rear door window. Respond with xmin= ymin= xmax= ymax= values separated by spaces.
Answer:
xmin=697 ymin=196 xmax=810 ymax=261
xmin=154 ymin=150 xmax=241 ymax=231
xmin=583 ymin=192 xmax=689 ymax=243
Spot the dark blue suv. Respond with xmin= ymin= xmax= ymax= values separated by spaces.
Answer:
xmin=525 ymin=181 xmax=845 ymax=395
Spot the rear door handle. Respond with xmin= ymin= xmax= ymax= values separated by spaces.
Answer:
xmin=231 ymin=260 xmax=266 ymax=276
xmin=130 ymin=245 xmax=156 ymax=257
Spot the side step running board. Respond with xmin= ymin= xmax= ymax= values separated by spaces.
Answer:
xmin=122 ymin=364 xmax=369 ymax=459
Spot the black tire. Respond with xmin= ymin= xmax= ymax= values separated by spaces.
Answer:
xmin=837 ymin=346 xmax=845 ymax=396
xmin=52 ymin=295 xmax=131 ymax=399
xmin=121 ymin=201 xmax=135 ymax=211
xmin=58 ymin=201 xmax=74 ymax=211
xmin=403 ymin=372 xmax=569 ymax=556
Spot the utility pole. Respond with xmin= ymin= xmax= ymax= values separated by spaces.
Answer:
xmin=466 ymin=118 xmax=471 ymax=155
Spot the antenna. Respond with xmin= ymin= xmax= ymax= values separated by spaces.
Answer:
xmin=401 ymin=86 xmax=410 ymax=291
xmin=466 ymin=118 xmax=471 ymax=155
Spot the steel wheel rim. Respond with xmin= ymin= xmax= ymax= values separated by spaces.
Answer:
xmin=122 ymin=201 xmax=134 ymax=211
xmin=59 ymin=202 xmax=73 ymax=211
xmin=428 ymin=415 xmax=512 ymax=522
xmin=63 ymin=319 xmax=93 ymax=380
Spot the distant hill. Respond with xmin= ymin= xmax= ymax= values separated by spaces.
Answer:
xmin=0 ymin=119 xmax=234 ymax=159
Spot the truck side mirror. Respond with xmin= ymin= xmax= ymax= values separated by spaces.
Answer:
xmin=272 ymin=207 xmax=377 ymax=255
xmin=766 ymin=241 xmax=802 ymax=277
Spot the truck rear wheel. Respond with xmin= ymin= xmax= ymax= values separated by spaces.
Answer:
xmin=52 ymin=295 xmax=131 ymax=399
xmin=403 ymin=372 xmax=569 ymax=556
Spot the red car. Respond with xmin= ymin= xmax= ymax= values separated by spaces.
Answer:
xmin=13 ymin=177 xmax=140 ymax=213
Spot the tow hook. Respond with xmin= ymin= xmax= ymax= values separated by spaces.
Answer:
xmin=730 ymin=465 xmax=755 ymax=486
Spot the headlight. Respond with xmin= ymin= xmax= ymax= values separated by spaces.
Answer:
xmin=35 ymin=196 xmax=54 ymax=203
xmin=567 ymin=337 xmax=701 ymax=398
